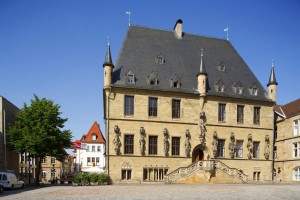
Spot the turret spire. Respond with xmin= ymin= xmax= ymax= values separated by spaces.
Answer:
xmin=103 ymin=36 xmax=113 ymax=67
xmin=267 ymin=60 xmax=278 ymax=86
xmin=198 ymin=49 xmax=207 ymax=75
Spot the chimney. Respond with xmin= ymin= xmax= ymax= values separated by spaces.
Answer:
xmin=173 ymin=19 xmax=183 ymax=39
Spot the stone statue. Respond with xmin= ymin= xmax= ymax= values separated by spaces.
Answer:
xmin=139 ymin=127 xmax=146 ymax=156
xmin=163 ymin=128 xmax=169 ymax=156
xmin=247 ymin=134 xmax=253 ymax=159
xmin=264 ymin=135 xmax=270 ymax=160
xmin=212 ymin=131 xmax=218 ymax=158
xmin=185 ymin=129 xmax=191 ymax=157
xmin=199 ymin=111 xmax=207 ymax=144
xmin=228 ymin=132 xmax=236 ymax=159
xmin=113 ymin=125 xmax=121 ymax=155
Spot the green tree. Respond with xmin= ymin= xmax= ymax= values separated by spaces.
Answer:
xmin=7 ymin=95 xmax=72 ymax=185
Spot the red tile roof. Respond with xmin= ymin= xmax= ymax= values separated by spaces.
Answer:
xmin=275 ymin=98 xmax=300 ymax=118
xmin=80 ymin=121 xmax=106 ymax=143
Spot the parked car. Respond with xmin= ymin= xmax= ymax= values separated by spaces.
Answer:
xmin=0 ymin=182 xmax=3 ymax=193
xmin=0 ymin=172 xmax=24 ymax=190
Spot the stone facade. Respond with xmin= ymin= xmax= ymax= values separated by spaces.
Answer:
xmin=103 ymin=20 xmax=276 ymax=184
xmin=105 ymin=88 xmax=274 ymax=183
xmin=0 ymin=96 xmax=20 ymax=173
xmin=274 ymin=99 xmax=300 ymax=183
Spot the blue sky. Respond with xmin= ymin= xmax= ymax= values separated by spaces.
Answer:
xmin=1 ymin=0 xmax=299 ymax=147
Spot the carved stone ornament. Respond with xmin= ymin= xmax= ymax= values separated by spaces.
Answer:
xmin=139 ymin=127 xmax=146 ymax=156
xmin=113 ymin=125 xmax=121 ymax=155
xmin=264 ymin=135 xmax=270 ymax=160
xmin=199 ymin=111 xmax=207 ymax=144
xmin=247 ymin=134 xmax=253 ymax=159
xmin=228 ymin=132 xmax=236 ymax=159
xmin=163 ymin=128 xmax=169 ymax=156
xmin=185 ymin=129 xmax=191 ymax=157
xmin=212 ymin=131 xmax=218 ymax=158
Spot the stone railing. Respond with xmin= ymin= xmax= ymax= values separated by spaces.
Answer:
xmin=214 ymin=160 xmax=247 ymax=183
xmin=165 ymin=160 xmax=215 ymax=183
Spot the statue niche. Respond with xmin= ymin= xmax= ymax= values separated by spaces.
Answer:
xmin=185 ymin=129 xmax=191 ymax=157
xmin=113 ymin=125 xmax=121 ymax=155
xmin=163 ymin=128 xmax=169 ymax=156
xmin=139 ymin=127 xmax=146 ymax=156
xmin=199 ymin=111 xmax=207 ymax=145
xmin=264 ymin=135 xmax=270 ymax=160
xmin=247 ymin=134 xmax=253 ymax=159
xmin=228 ymin=132 xmax=236 ymax=159
xmin=212 ymin=131 xmax=218 ymax=158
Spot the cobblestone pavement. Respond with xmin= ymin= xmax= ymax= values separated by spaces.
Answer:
xmin=1 ymin=184 xmax=300 ymax=200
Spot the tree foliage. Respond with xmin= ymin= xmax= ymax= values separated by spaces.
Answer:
xmin=7 ymin=95 xmax=72 ymax=184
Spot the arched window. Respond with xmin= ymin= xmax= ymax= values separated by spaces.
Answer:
xmin=293 ymin=167 xmax=300 ymax=181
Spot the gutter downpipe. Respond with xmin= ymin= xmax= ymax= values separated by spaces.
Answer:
xmin=4 ymin=109 xmax=7 ymax=170
xmin=107 ymin=86 xmax=112 ymax=184
xmin=272 ymin=108 xmax=276 ymax=182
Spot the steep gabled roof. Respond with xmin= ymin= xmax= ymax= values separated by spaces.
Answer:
xmin=275 ymin=99 xmax=300 ymax=118
xmin=81 ymin=121 xmax=106 ymax=143
xmin=112 ymin=25 xmax=272 ymax=102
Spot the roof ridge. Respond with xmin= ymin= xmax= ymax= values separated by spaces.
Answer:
xmin=129 ymin=24 xmax=228 ymax=41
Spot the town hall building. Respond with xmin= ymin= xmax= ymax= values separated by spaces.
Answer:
xmin=103 ymin=20 xmax=277 ymax=184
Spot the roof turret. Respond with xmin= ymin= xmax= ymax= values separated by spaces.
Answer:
xmin=267 ymin=60 xmax=278 ymax=86
xmin=103 ymin=37 xmax=113 ymax=67
xmin=197 ymin=49 xmax=207 ymax=76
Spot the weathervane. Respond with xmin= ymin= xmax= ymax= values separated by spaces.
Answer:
xmin=224 ymin=26 xmax=229 ymax=41
xmin=272 ymin=59 xmax=274 ymax=68
xmin=107 ymin=36 xmax=110 ymax=46
xmin=126 ymin=11 xmax=131 ymax=26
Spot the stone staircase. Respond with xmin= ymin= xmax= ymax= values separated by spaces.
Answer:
xmin=164 ymin=160 xmax=247 ymax=184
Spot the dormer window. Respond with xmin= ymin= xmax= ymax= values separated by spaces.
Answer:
xmin=249 ymin=84 xmax=258 ymax=96
xmin=125 ymin=70 xmax=135 ymax=84
xmin=215 ymin=80 xmax=225 ymax=92
xmin=92 ymin=134 xmax=97 ymax=141
xmin=233 ymin=82 xmax=243 ymax=95
xmin=218 ymin=61 xmax=226 ymax=72
xmin=147 ymin=72 xmax=158 ymax=86
xmin=170 ymin=73 xmax=181 ymax=88
xmin=156 ymin=53 xmax=165 ymax=64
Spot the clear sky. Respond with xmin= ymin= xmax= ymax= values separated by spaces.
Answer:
xmin=1 ymin=0 xmax=300 ymax=149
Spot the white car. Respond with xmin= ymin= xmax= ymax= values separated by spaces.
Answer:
xmin=0 ymin=172 xmax=24 ymax=190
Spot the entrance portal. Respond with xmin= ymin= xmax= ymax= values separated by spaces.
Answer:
xmin=192 ymin=146 xmax=204 ymax=162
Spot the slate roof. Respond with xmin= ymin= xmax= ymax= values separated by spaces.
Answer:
xmin=112 ymin=25 xmax=272 ymax=102
xmin=81 ymin=121 xmax=106 ymax=143
xmin=275 ymin=98 xmax=300 ymax=118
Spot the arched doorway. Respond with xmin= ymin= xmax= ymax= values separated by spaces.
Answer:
xmin=192 ymin=145 xmax=204 ymax=162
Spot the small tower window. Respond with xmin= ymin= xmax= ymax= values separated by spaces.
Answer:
xmin=125 ymin=70 xmax=135 ymax=84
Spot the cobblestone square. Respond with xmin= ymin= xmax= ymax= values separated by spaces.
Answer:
xmin=1 ymin=184 xmax=300 ymax=200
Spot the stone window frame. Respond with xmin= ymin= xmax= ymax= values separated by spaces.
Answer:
xmin=124 ymin=95 xmax=134 ymax=116
xmin=293 ymin=142 xmax=300 ymax=158
xmin=233 ymin=81 xmax=243 ymax=95
xmin=121 ymin=162 xmax=132 ymax=180
xmin=172 ymin=99 xmax=181 ymax=119
xmin=124 ymin=134 xmax=134 ymax=155
xmin=218 ymin=103 xmax=226 ymax=122
xmin=249 ymin=84 xmax=259 ymax=96
xmin=293 ymin=167 xmax=300 ymax=181
xmin=41 ymin=171 xmax=47 ymax=179
xmin=171 ymin=137 xmax=180 ymax=156
xmin=237 ymin=105 xmax=244 ymax=124
xmin=217 ymin=61 xmax=226 ymax=72
xmin=147 ymin=72 xmax=158 ymax=86
xmin=217 ymin=139 xmax=225 ymax=158
xmin=148 ymin=135 xmax=158 ymax=155
xmin=253 ymin=171 xmax=261 ymax=181
xmin=253 ymin=106 xmax=261 ymax=125
xmin=143 ymin=167 xmax=169 ymax=182
xmin=235 ymin=140 xmax=243 ymax=158
xmin=294 ymin=119 xmax=299 ymax=136
xmin=253 ymin=141 xmax=260 ymax=158
xmin=169 ymin=73 xmax=181 ymax=89
xmin=148 ymin=97 xmax=158 ymax=117
xmin=51 ymin=157 xmax=56 ymax=164
xmin=41 ymin=157 xmax=47 ymax=164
